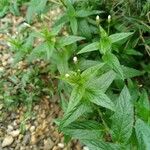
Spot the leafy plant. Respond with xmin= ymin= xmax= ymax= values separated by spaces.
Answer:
xmin=1 ymin=0 xmax=150 ymax=149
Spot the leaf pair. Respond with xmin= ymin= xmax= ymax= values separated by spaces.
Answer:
xmin=55 ymin=0 xmax=102 ymax=34
xmin=28 ymin=26 xmax=84 ymax=73
xmin=60 ymin=65 xmax=117 ymax=128
xmin=78 ymin=31 xmax=133 ymax=54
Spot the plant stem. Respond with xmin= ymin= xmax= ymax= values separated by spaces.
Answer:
xmin=108 ymin=24 xmax=110 ymax=35
xmin=59 ymin=0 xmax=66 ymax=7
xmin=139 ymin=30 xmax=150 ymax=56
xmin=97 ymin=108 xmax=109 ymax=132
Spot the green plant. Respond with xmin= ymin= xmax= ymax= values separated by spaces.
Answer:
xmin=1 ymin=0 xmax=150 ymax=149
xmin=0 ymin=0 xmax=30 ymax=17
xmin=54 ymin=0 xmax=150 ymax=149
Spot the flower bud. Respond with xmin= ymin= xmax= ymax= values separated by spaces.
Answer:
xmin=96 ymin=15 xmax=100 ymax=25
xmin=65 ymin=74 xmax=70 ymax=78
xmin=73 ymin=56 xmax=78 ymax=64
xmin=108 ymin=15 xmax=111 ymax=23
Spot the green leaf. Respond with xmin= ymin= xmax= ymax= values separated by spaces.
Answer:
xmin=54 ymin=14 xmax=69 ymax=26
xmin=70 ymin=17 xmax=78 ymax=35
xmin=125 ymin=49 xmax=143 ymax=56
xmin=136 ymin=90 xmax=150 ymax=122
xmin=99 ymin=26 xmax=112 ymax=54
xmin=122 ymin=66 xmax=144 ymax=79
xmin=51 ymin=23 xmax=65 ymax=35
xmin=82 ymin=139 xmax=121 ymax=150
xmin=62 ymin=120 xmax=102 ymax=140
xmin=135 ymin=119 xmax=150 ymax=150
xmin=109 ymin=32 xmax=133 ymax=43
xmin=66 ymin=86 xmax=84 ymax=114
xmin=88 ymin=70 xmax=116 ymax=92
xmin=99 ymin=36 xmax=112 ymax=54
xmin=65 ymin=0 xmax=75 ymax=16
xmin=111 ymin=86 xmax=134 ymax=143
xmin=85 ymin=88 xmax=115 ymax=111
xmin=27 ymin=42 xmax=51 ymax=62
xmin=103 ymin=53 xmax=124 ymax=79
xmin=58 ymin=35 xmax=85 ymax=47
xmin=26 ymin=0 xmax=48 ymax=23
xmin=78 ymin=19 xmax=92 ymax=39
xmin=76 ymin=10 xmax=102 ymax=17
xmin=46 ymin=43 xmax=55 ymax=60
xmin=81 ymin=63 xmax=105 ymax=81
xmin=79 ymin=59 xmax=100 ymax=71
xmin=56 ymin=50 xmax=69 ymax=74
xmin=61 ymin=103 xmax=92 ymax=128
xmin=77 ymin=42 xmax=99 ymax=54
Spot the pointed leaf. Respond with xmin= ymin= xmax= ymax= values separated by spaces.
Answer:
xmin=51 ymin=23 xmax=65 ymax=35
xmin=136 ymin=90 xmax=150 ymax=122
xmin=61 ymin=103 xmax=92 ymax=128
xmin=99 ymin=26 xmax=112 ymax=54
xmin=81 ymin=63 xmax=105 ymax=81
xmin=63 ymin=120 xmax=102 ymax=140
xmin=26 ymin=0 xmax=48 ymax=23
xmin=122 ymin=66 xmax=144 ymax=79
xmin=111 ymin=86 xmax=134 ymax=143
xmin=109 ymin=32 xmax=133 ymax=43
xmin=70 ymin=17 xmax=78 ymax=35
xmin=76 ymin=10 xmax=103 ymax=17
xmin=58 ymin=36 xmax=85 ymax=47
xmin=85 ymin=88 xmax=115 ymax=111
xmin=78 ymin=42 xmax=99 ymax=54
xmin=82 ymin=139 xmax=121 ymax=150
xmin=54 ymin=14 xmax=69 ymax=26
xmin=78 ymin=19 xmax=92 ymax=39
xmin=135 ymin=119 xmax=150 ymax=150
xmin=66 ymin=86 xmax=84 ymax=114
xmin=88 ymin=70 xmax=116 ymax=92
xmin=103 ymin=53 xmax=124 ymax=79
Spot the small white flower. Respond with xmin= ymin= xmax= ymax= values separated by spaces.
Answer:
xmin=96 ymin=15 xmax=100 ymax=25
xmin=65 ymin=73 xmax=70 ymax=78
xmin=96 ymin=15 xmax=100 ymax=21
xmin=108 ymin=15 xmax=111 ymax=23
xmin=73 ymin=56 xmax=78 ymax=63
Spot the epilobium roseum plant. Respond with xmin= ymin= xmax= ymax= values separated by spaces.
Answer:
xmin=55 ymin=1 xmax=150 ymax=149
xmin=1 ymin=0 xmax=150 ymax=149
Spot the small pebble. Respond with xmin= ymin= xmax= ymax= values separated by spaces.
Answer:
xmin=30 ymin=126 xmax=36 ymax=132
xmin=2 ymin=136 xmax=14 ymax=147
xmin=7 ymin=125 xmax=14 ymax=132
xmin=31 ymin=134 xmax=37 ymax=144
xmin=23 ymin=132 xmax=31 ymax=145
xmin=58 ymin=143 xmax=65 ymax=148
xmin=44 ymin=138 xmax=54 ymax=150
xmin=3 ymin=54 xmax=10 ymax=60
xmin=2 ymin=61 xmax=7 ymax=66
xmin=9 ymin=129 xmax=20 ymax=137
xmin=34 ymin=105 xmax=39 ymax=110
xmin=13 ymin=120 xmax=17 ymax=126
xmin=7 ymin=57 xmax=14 ymax=64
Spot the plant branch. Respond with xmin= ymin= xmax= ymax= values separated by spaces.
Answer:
xmin=97 ymin=108 xmax=110 ymax=132
xmin=139 ymin=30 xmax=150 ymax=56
